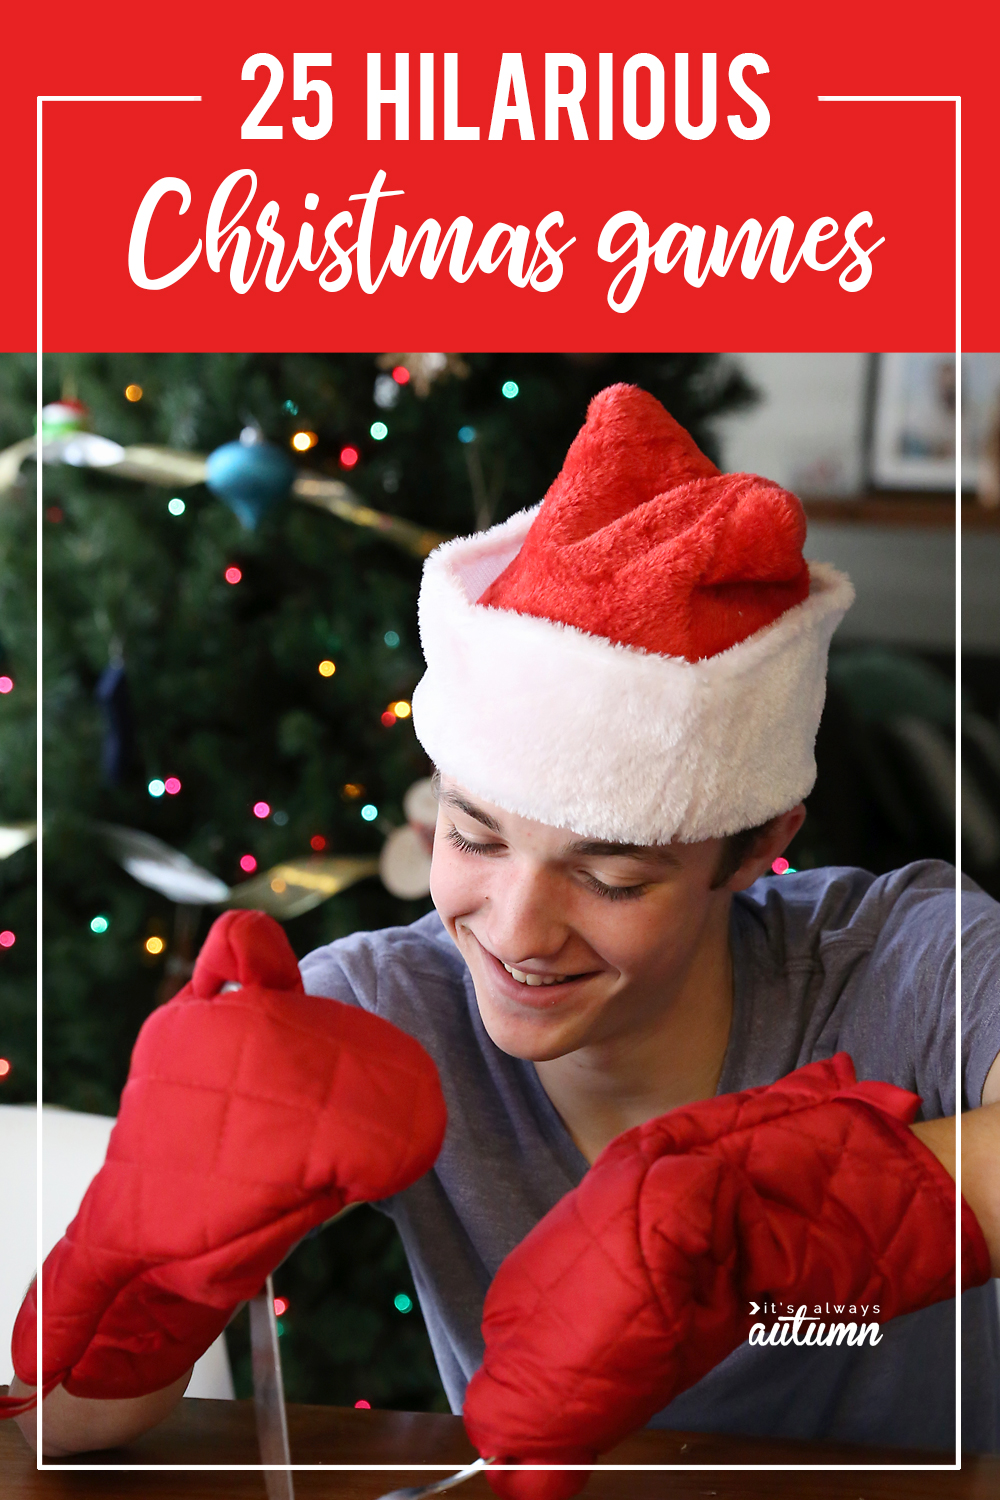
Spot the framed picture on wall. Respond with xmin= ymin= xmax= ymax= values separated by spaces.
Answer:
xmin=869 ymin=352 xmax=1000 ymax=492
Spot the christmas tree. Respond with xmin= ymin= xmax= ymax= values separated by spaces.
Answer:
xmin=2 ymin=351 xmax=756 ymax=1409
xmin=0 ymin=354 xmax=37 ymax=1110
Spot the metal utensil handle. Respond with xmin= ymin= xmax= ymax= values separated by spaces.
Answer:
xmin=420 ymin=1457 xmax=495 ymax=1495
xmin=249 ymin=1274 xmax=295 ymax=1500
xmin=375 ymin=1455 xmax=496 ymax=1500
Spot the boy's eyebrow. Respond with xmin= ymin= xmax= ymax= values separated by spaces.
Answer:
xmin=562 ymin=838 xmax=683 ymax=866
xmin=438 ymin=789 xmax=504 ymax=834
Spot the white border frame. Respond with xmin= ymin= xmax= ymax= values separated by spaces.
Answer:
xmin=33 ymin=96 xmax=971 ymax=1488
xmin=818 ymin=93 xmax=963 ymax=1475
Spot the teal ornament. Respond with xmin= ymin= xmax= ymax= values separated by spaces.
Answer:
xmin=205 ymin=439 xmax=295 ymax=529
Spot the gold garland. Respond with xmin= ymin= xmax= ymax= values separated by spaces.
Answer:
xmin=0 ymin=439 xmax=450 ymax=560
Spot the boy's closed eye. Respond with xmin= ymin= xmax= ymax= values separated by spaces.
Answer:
xmin=444 ymin=822 xmax=649 ymax=901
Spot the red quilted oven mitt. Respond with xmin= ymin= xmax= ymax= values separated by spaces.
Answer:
xmin=464 ymin=1054 xmax=990 ymax=1500
xmin=3 ymin=909 xmax=446 ymax=1417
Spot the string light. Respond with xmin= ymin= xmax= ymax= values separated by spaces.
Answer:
xmin=501 ymin=380 xmax=519 ymax=398
xmin=291 ymin=430 xmax=318 ymax=452
xmin=384 ymin=630 xmax=400 ymax=648
xmin=310 ymin=834 xmax=327 ymax=850
xmin=148 ymin=778 xmax=166 ymax=797
xmin=276 ymin=1319 xmax=287 ymax=1337
xmin=339 ymin=445 xmax=359 ymax=468
xmin=225 ymin=566 xmax=242 ymax=585
xmin=90 ymin=916 xmax=109 ymax=934
xmin=458 ymin=426 xmax=476 ymax=444
xmin=0 ymin=931 xmax=15 ymax=948
xmin=0 ymin=1060 xmax=10 ymax=1078
xmin=0 ymin=677 xmax=13 ymax=694
xmin=393 ymin=1293 xmax=413 ymax=1313
xmin=273 ymin=810 xmax=289 ymax=826
xmin=253 ymin=801 xmax=271 ymax=819
xmin=240 ymin=854 xmax=257 ymax=873
xmin=392 ymin=366 xmax=410 ymax=384
xmin=381 ymin=709 xmax=397 ymax=727
xmin=318 ymin=659 xmax=336 ymax=677
xmin=124 ymin=384 xmax=143 ymax=402
xmin=771 ymin=857 xmax=790 ymax=875
xmin=168 ymin=497 xmax=186 ymax=516
xmin=271 ymin=877 xmax=287 ymax=893
xmin=145 ymin=936 xmax=165 ymax=955
xmin=374 ymin=374 xmax=399 ymax=409
xmin=361 ymin=804 xmax=378 ymax=822
xmin=342 ymin=783 xmax=364 ymax=799
xmin=273 ymin=1296 xmax=289 ymax=1316
xmin=45 ymin=506 xmax=64 ymax=523
xmin=283 ymin=400 xmax=299 ymax=415
xmin=164 ymin=777 xmax=182 ymax=795
xmin=370 ymin=421 xmax=388 ymax=441
xmin=354 ymin=1400 xmax=371 ymax=1409
xmin=392 ymin=700 xmax=412 ymax=719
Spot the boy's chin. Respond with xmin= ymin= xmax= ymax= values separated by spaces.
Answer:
xmin=472 ymin=991 xmax=585 ymax=1063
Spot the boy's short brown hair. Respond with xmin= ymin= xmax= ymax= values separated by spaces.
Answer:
xmin=710 ymin=819 xmax=781 ymax=889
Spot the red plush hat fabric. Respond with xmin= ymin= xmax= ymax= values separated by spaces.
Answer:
xmin=479 ymin=385 xmax=810 ymax=662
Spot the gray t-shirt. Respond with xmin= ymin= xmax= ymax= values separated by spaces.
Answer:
xmin=300 ymin=861 xmax=1000 ymax=1453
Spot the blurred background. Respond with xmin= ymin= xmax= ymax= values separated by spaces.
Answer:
xmin=1 ymin=349 xmax=998 ymax=1412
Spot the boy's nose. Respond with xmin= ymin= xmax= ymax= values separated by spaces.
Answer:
xmin=483 ymin=860 xmax=570 ymax=965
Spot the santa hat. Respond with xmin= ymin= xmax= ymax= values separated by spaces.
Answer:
xmin=410 ymin=385 xmax=854 ymax=844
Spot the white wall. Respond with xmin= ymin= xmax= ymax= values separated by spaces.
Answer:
xmin=963 ymin=534 xmax=1000 ymax=651
xmin=716 ymin=353 xmax=869 ymax=496
xmin=715 ymin=354 xmax=998 ymax=654
xmin=804 ymin=522 xmax=955 ymax=650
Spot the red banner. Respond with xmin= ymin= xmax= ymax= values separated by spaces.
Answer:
xmin=5 ymin=0 xmax=997 ymax=351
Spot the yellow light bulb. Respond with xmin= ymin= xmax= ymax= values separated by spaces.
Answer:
xmin=144 ymin=935 xmax=165 ymax=955
xmin=125 ymin=384 xmax=143 ymax=402
xmin=318 ymin=659 xmax=336 ymax=677
xmin=291 ymin=430 xmax=318 ymax=452
xmin=393 ymin=700 xmax=412 ymax=718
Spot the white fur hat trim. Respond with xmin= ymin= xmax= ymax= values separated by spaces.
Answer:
xmin=411 ymin=506 xmax=854 ymax=844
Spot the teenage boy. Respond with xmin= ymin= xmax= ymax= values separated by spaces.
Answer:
xmin=9 ymin=386 xmax=1000 ymax=1486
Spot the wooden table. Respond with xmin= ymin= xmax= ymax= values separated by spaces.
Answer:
xmin=4 ymin=1396 xmax=999 ymax=1499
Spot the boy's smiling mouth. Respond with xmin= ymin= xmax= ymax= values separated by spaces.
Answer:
xmin=465 ymin=936 xmax=604 ymax=1006
xmin=501 ymin=963 xmax=568 ymax=987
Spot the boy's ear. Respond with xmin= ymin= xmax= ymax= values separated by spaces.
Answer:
xmin=725 ymin=804 xmax=807 ymax=893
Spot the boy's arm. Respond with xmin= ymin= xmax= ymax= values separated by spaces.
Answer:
xmin=911 ymin=1050 xmax=1000 ymax=1278
xmin=9 ymin=1370 xmax=192 ymax=1457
